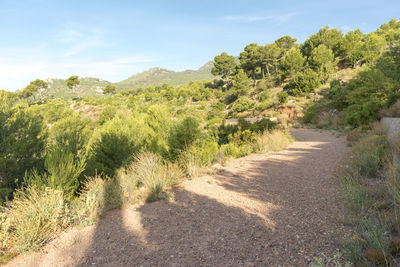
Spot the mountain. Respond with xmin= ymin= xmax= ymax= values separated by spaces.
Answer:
xmin=41 ymin=61 xmax=214 ymax=99
xmin=43 ymin=77 xmax=110 ymax=99
xmin=115 ymin=61 xmax=214 ymax=90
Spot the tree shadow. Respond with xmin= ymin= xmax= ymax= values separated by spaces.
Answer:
xmin=71 ymin=129 xmax=349 ymax=266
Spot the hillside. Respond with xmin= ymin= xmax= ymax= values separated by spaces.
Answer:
xmin=40 ymin=62 xmax=214 ymax=99
xmin=115 ymin=61 xmax=214 ymax=90
xmin=42 ymin=77 xmax=111 ymax=99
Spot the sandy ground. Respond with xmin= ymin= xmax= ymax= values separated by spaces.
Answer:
xmin=6 ymin=129 xmax=351 ymax=267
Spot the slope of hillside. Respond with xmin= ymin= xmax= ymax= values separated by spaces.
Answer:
xmin=43 ymin=77 xmax=111 ymax=99
xmin=115 ymin=61 xmax=214 ymax=90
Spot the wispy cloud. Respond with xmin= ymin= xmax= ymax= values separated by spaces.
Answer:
xmin=0 ymin=52 xmax=157 ymax=91
xmin=0 ymin=25 xmax=158 ymax=90
xmin=58 ymin=27 xmax=109 ymax=57
xmin=221 ymin=12 xmax=298 ymax=23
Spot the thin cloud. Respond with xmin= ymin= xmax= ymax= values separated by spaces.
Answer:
xmin=0 ymin=55 xmax=157 ymax=91
xmin=57 ymin=26 xmax=110 ymax=57
xmin=221 ymin=12 xmax=298 ymax=23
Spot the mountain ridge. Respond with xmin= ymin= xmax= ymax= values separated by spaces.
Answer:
xmin=41 ymin=61 xmax=214 ymax=99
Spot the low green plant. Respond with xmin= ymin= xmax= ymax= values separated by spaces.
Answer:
xmin=255 ymin=130 xmax=292 ymax=153
xmin=220 ymin=143 xmax=241 ymax=158
xmin=1 ymin=187 xmax=71 ymax=252
xmin=277 ymin=91 xmax=288 ymax=104
xmin=352 ymin=135 xmax=387 ymax=176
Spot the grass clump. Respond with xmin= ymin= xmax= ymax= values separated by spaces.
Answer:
xmin=351 ymin=135 xmax=387 ymax=176
xmin=340 ymin=124 xmax=400 ymax=265
xmin=132 ymin=152 xmax=184 ymax=202
xmin=0 ymin=187 xmax=71 ymax=253
xmin=255 ymin=129 xmax=293 ymax=153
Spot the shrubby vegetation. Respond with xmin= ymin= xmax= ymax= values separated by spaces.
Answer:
xmin=1 ymin=18 xmax=400 ymax=262
xmin=338 ymin=123 xmax=400 ymax=265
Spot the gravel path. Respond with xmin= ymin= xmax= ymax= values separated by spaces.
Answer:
xmin=6 ymin=129 xmax=350 ymax=267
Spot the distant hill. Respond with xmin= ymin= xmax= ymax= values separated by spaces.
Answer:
xmin=41 ymin=61 xmax=214 ymax=99
xmin=115 ymin=61 xmax=215 ymax=90
xmin=43 ymin=77 xmax=110 ymax=99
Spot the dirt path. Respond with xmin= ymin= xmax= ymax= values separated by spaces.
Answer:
xmin=6 ymin=129 xmax=350 ymax=266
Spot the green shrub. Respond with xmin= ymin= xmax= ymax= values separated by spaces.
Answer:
xmin=0 ymin=104 xmax=47 ymax=189
xmin=233 ymin=97 xmax=254 ymax=113
xmin=220 ymin=143 xmax=241 ymax=158
xmin=352 ymin=135 xmax=387 ymax=176
xmin=49 ymin=114 xmax=91 ymax=156
xmin=132 ymin=152 xmax=184 ymax=201
xmin=277 ymin=91 xmax=288 ymax=104
xmin=284 ymin=68 xmax=320 ymax=96
xmin=0 ymin=188 xmax=13 ymax=206
xmin=255 ymin=130 xmax=292 ymax=153
xmin=87 ymin=131 xmax=135 ymax=177
xmin=386 ymin=155 xmax=400 ymax=232
xmin=1 ymin=187 xmax=71 ymax=252
xmin=168 ymin=116 xmax=201 ymax=159
xmin=256 ymin=100 xmax=271 ymax=111
xmin=98 ymin=105 xmax=117 ymax=125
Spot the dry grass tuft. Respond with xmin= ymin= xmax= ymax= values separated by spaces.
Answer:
xmin=255 ymin=130 xmax=293 ymax=153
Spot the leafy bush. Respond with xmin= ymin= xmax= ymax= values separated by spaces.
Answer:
xmin=180 ymin=140 xmax=218 ymax=177
xmin=277 ymin=91 xmax=288 ymax=104
xmin=220 ymin=143 xmax=241 ymax=158
xmin=25 ymin=147 xmax=86 ymax=199
xmin=284 ymin=68 xmax=320 ymax=96
xmin=168 ymin=116 xmax=201 ymax=159
xmin=0 ymin=104 xmax=47 ymax=189
xmin=233 ymin=96 xmax=254 ymax=113
xmin=48 ymin=114 xmax=91 ymax=157
xmin=352 ymin=135 xmax=387 ymax=176
xmin=0 ymin=188 xmax=13 ymax=206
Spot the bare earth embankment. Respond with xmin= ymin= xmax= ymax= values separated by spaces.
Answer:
xmin=6 ymin=129 xmax=351 ymax=266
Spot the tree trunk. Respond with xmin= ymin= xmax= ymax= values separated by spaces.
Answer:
xmin=262 ymin=67 xmax=265 ymax=79
xmin=266 ymin=64 xmax=270 ymax=76
xmin=252 ymin=70 xmax=256 ymax=87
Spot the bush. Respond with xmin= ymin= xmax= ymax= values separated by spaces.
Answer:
xmin=255 ymin=130 xmax=292 ymax=153
xmin=87 ymin=131 xmax=135 ymax=177
xmin=220 ymin=143 xmax=241 ymax=158
xmin=168 ymin=117 xmax=201 ymax=159
xmin=0 ymin=188 xmax=13 ymax=206
xmin=180 ymin=140 xmax=218 ymax=177
xmin=278 ymin=91 xmax=288 ymax=104
xmin=352 ymin=135 xmax=387 ymax=176
xmin=131 ymin=152 xmax=184 ymax=201
xmin=1 ymin=187 xmax=71 ymax=252
xmin=0 ymin=104 xmax=47 ymax=189
xmin=233 ymin=97 xmax=254 ymax=113
xmin=48 ymin=114 xmax=91 ymax=156
xmin=284 ymin=68 xmax=320 ymax=96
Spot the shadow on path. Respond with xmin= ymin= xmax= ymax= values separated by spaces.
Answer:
xmin=72 ymin=129 xmax=350 ymax=266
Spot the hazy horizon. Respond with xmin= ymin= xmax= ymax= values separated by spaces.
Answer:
xmin=1 ymin=0 xmax=399 ymax=91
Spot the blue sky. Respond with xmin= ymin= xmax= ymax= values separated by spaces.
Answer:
xmin=1 ymin=0 xmax=399 ymax=90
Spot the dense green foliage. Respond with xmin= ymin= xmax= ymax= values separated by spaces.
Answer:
xmin=1 ymin=19 xmax=400 ymax=261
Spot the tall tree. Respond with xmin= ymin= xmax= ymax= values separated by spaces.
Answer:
xmin=66 ymin=75 xmax=80 ymax=90
xmin=19 ymin=79 xmax=48 ymax=101
xmin=338 ymin=29 xmax=364 ymax=66
xmin=259 ymin=43 xmax=280 ymax=78
xmin=308 ymin=44 xmax=335 ymax=82
xmin=239 ymin=43 xmax=261 ymax=87
xmin=275 ymin=35 xmax=297 ymax=53
xmin=279 ymin=47 xmax=305 ymax=80
xmin=362 ymin=32 xmax=386 ymax=63
xmin=103 ymin=84 xmax=117 ymax=95
xmin=301 ymin=26 xmax=343 ymax=58
xmin=211 ymin=52 xmax=237 ymax=86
